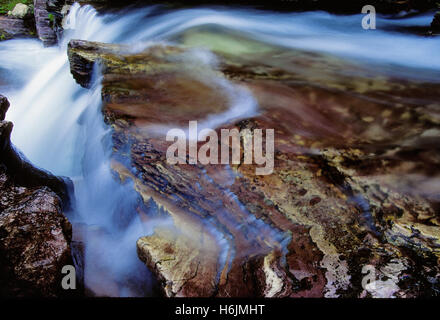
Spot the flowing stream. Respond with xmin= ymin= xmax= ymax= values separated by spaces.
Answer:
xmin=0 ymin=3 xmax=438 ymax=296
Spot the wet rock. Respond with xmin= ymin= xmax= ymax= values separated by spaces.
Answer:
xmin=0 ymin=166 xmax=73 ymax=297
xmin=67 ymin=40 xmax=129 ymax=88
xmin=68 ymin=37 xmax=440 ymax=297
xmin=0 ymin=16 xmax=36 ymax=41
xmin=0 ymin=98 xmax=71 ymax=209
xmin=61 ymin=1 xmax=439 ymax=14
xmin=9 ymin=3 xmax=32 ymax=19
xmin=34 ymin=0 xmax=58 ymax=46
xmin=0 ymin=96 xmax=74 ymax=297
xmin=272 ymin=0 xmax=437 ymax=13
xmin=76 ymin=0 xmax=110 ymax=10
xmin=137 ymin=226 xmax=221 ymax=297
xmin=47 ymin=0 xmax=71 ymax=11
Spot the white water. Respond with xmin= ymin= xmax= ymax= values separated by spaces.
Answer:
xmin=0 ymin=3 xmax=439 ymax=296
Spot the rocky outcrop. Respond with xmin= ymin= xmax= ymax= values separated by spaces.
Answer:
xmin=252 ymin=0 xmax=438 ymax=13
xmin=67 ymin=40 xmax=127 ymax=88
xmin=0 ymin=95 xmax=74 ymax=297
xmin=0 ymin=118 xmax=72 ymax=209
xmin=0 ymin=15 xmax=36 ymax=41
xmin=68 ymin=37 xmax=440 ymax=297
xmin=32 ymin=0 xmax=123 ymax=46
xmin=431 ymin=12 xmax=440 ymax=34
xmin=0 ymin=95 xmax=8 ymax=121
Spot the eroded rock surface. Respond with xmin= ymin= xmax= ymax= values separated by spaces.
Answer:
xmin=0 ymin=15 xmax=36 ymax=41
xmin=0 ymin=95 xmax=73 ymax=297
xmin=431 ymin=12 xmax=440 ymax=34
xmin=9 ymin=3 xmax=32 ymax=19
xmin=0 ymin=95 xmax=9 ymax=121
xmin=68 ymin=36 xmax=440 ymax=297
xmin=0 ymin=165 xmax=73 ymax=297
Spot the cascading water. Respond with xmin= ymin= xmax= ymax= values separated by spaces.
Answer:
xmin=0 ymin=2 xmax=439 ymax=296
xmin=0 ymin=3 xmax=168 ymax=297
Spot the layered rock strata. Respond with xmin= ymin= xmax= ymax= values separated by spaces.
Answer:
xmin=0 ymin=94 xmax=74 ymax=297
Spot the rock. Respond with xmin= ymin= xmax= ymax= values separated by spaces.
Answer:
xmin=77 ymin=0 xmax=109 ymax=10
xmin=68 ymin=36 xmax=440 ymax=297
xmin=63 ymin=1 xmax=440 ymax=14
xmin=0 ymin=120 xmax=13 ymax=153
xmin=33 ymin=0 xmax=58 ymax=46
xmin=0 ymin=124 xmax=72 ymax=210
xmin=137 ymin=226 xmax=222 ymax=297
xmin=0 ymin=96 xmax=71 ymax=210
xmin=9 ymin=3 xmax=32 ymax=19
xmin=67 ymin=40 xmax=129 ymax=88
xmin=0 ymin=16 xmax=36 ymax=41
xmin=0 ymin=96 xmax=74 ymax=297
xmin=0 ymin=95 xmax=9 ymax=121
xmin=0 ymin=165 xmax=73 ymax=297
xmin=431 ymin=12 xmax=440 ymax=33
xmin=61 ymin=4 xmax=71 ymax=15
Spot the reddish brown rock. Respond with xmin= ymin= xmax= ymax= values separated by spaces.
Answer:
xmin=67 ymin=36 xmax=440 ymax=297
xmin=0 ymin=167 xmax=73 ymax=297
xmin=0 ymin=16 xmax=36 ymax=41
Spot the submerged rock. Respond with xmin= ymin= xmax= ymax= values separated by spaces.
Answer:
xmin=68 ymin=37 xmax=440 ymax=297
xmin=0 ymin=95 xmax=74 ymax=297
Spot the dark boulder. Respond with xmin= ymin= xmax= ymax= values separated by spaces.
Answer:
xmin=0 ymin=95 xmax=75 ymax=297
xmin=67 ymin=38 xmax=440 ymax=297
xmin=33 ymin=0 xmax=58 ymax=46
xmin=0 ymin=95 xmax=9 ymax=120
